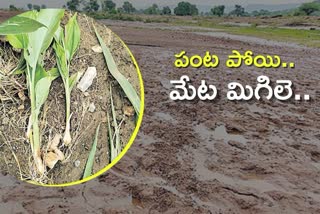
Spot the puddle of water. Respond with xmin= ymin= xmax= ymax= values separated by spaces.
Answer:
xmin=160 ymin=79 xmax=172 ymax=90
xmin=195 ymin=31 xmax=305 ymax=49
xmin=153 ymin=112 xmax=177 ymax=124
xmin=106 ymin=195 xmax=134 ymax=209
xmin=158 ymin=184 xmax=187 ymax=199
xmin=247 ymin=104 xmax=265 ymax=114
xmin=0 ymin=175 xmax=19 ymax=187
xmin=191 ymin=145 xmax=286 ymax=194
xmin=191 ymin=124 xmax=284 ymax=195
xmin=138 ymin=133 xmax=158 ymax=145
xmin=191 ymin=195 xmax=221 ymax=209
xmin=221 ymin=22 xmax=252 ymax=27
xmin=213 ymin=125 xmax=247 ymax=144
xmin=194 ymin=124 xmax=247 ymax=144
xmin=311 ymin=162 xmax=320 ymax=170
xmin=211 ymin=172 xmax=282 ymax=193
xmin=308 ymin=192 xmax=320 ymax=202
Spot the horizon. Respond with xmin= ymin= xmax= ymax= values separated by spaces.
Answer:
xmin=0 ymin=0 xmax=314 ymax=9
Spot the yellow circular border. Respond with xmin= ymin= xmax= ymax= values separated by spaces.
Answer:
xmin=27 ymin=29 xmax=145 ymax=187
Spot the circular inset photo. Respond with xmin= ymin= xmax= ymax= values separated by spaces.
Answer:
xmin=0 ymin=9 xmax=144 ymax=186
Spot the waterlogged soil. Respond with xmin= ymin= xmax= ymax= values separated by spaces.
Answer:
xmin=0 ymin=13 xmax=139 ymax=184
xmin=1 ymin=17 xmax=320 ymax=213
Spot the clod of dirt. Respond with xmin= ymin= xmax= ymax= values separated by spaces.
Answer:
xmin=77 ymin=67 xmax=97 ymax=92
xmin=124 ymin=106 xmax=135 ymax=117
xmin=92 ymin=45 xmax=103 ymax=53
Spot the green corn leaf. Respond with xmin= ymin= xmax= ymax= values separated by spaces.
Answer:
xmin=6 ymin=34 xmax=29 ymax=49
xmin=54 ymin=26 xmax=64 ymax=44
xmin=13 ymin=70 xmax=25 ymax=75
xmin=0 ymin=16 xmax=45 ymax=35
xmin=83 ymin=124 xmax=100 ymax=179
xmin=12 ymin=56 xmax=26 ymax=75
xmin=35 ymin=65 xmax=47 ymax=85
xmin=107 ymin=112 xmax=115 ymax=162
xmin=35 ymin=65 xmax=59 ymax=84
xmin=37 ymin=9 xmax=65 ymax=53
xmin=22 ymin=9 xmax=65 ymax=67
xmin=69 ymin=72 xmax=81 ymax=90
xmin=94 ymin=27 xmax=140 ymax=116
xmin=65 ymin=13 xmax=80 ymax=61
xmin=34 ymin=66 xmax=59 ymax=116
xmin=35 ymin=76 xmax=52 ymax=117
xmin=18 ymin=10 xmax=37 ymax=20
xmin=110 ymin=87 xmax=121 ymax=160
xmin=53 ymin=42 xmax=68 ymax=79
xmin=8 ymin=10 xmax=66 ymax=175
xmin=47 ymin=68 xmax=60 ymax=80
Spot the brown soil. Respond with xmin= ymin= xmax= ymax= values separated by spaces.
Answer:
xmin=0 ymin=14 xmax=320 ymax=213
xmin=0 ymin=11 xmax=20 ymax=22
xmin=0 ymin=13 xmax=140 ymax=184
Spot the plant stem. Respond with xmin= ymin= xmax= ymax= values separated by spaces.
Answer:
xmin=28 ymin=64 xmax=44 ymax=175
xmin=63 ymin=69 xmax=72 ymax=146
xmin=32 ymin=115 xmax=44 ymax=174
xmin=65 ymin=83 xmax=71 ymax=124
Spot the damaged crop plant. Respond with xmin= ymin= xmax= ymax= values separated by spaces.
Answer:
xmin=0 ymin=9 xmax=141 ymax=183
xmin=0 ymin=9 xmax=66 ymax=175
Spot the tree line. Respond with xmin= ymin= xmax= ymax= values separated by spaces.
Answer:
xmin=62 ymin=1 xmax=248 ymax=16
xmin=7 ymin=0 xmax=320 ymax=17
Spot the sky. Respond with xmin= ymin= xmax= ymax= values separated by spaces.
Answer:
xmin=0 ymin=0 xmax=314 ymax=9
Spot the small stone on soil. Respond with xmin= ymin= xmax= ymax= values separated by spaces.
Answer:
xmin=91 ymin=45 xmax=103 ymax=53
xmin=18 ymin=105 xmax=24 ymax=111
xmin=74 ymin=160 xmax=81 ymax=167
xmin=89 ymin=103 xmax=96 ymax=112
xmin=18 ymin=91 xmax=26 ymax=101
xmin=123 ymin=106 xmax=135 ymax=117
xmin=77 ymin=67 xmax=97 ymax=92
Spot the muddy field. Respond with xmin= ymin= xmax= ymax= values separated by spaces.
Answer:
xmin=1 ymin=15 xmax=320 ymax=213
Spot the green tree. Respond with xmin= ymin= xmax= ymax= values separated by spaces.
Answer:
xmin=102 ymin=0 xmax=116 ymax=12
xmin=33 ymin=4 xmax=41 ymax=11
xmin=66 ymin=0 xmax=81 ymax=11
xmin=122 ymin=1 xmax=136 ymax=14
xmin=84 ymin=0 xmax=100 ymax=12
xmin=144 ymin=4 xmax=160 ymax=15
xmin=211 ymin=5 xmax=225 ymax=17
xmin=190 ymin=4 xmax=198 ymax=15
xmin=162 ymin=6 xmax=172 ymax=15
xmin=27 ymin=3 xmax=33 ymax=10
xmin=299 ymin=2 xmax=320 ymax=15
xmin=174 ymin=1 xmax=198 ymax=16
xmin=9 ymin=5 xmax=18 ymax=11
xmin=251 ymin=9 xmax=270 ymax=17
xmin=229 ymin=4 xmax=245 ymax=17
xmin=41 ymin=4 xmax=47 ymax=9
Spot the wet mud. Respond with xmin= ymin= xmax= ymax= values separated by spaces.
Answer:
xmin=0 ymin=19 xmax=320 ymax=213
